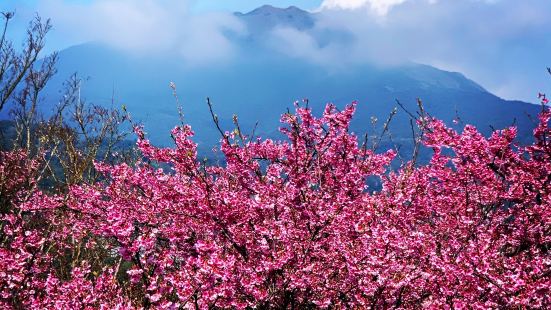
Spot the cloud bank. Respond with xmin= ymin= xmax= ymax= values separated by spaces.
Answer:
xmin=272 ymin=0 xmax=551 ymax=102
xmin=37 ymin=0 xmax=245 ymax=65
xmin=321 ymin=0 xmax=408 ymax=15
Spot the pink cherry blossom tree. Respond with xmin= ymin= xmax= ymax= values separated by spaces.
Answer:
xmin=1 ymin=97 xmax=550 ymax=308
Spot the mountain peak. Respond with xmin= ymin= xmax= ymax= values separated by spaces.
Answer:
xmin=235 ymin=5 xmax=315 ymax=32
xmin=239 ymin=5 xmax=309 ymax=16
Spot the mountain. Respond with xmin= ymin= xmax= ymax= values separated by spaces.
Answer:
xmin=1 ymin=5 xmax=541 ymax=157
xmin=235 ymin=5 xmax=315 ymax=33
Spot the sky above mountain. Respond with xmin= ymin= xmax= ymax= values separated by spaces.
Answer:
xmin=1 ymin=0 xmax=550 ymax=103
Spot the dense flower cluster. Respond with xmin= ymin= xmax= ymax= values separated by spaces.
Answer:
xmin=0 ymin=101 xmax=549 ymax=308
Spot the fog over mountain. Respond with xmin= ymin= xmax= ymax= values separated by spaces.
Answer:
xmin=0 ymin=4 xmax=545 ymax=155
xmin=3 ymin=0 xmax=550 ymax=101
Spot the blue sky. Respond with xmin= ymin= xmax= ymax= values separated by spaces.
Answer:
xmin=1 ymin=0 xmax=323 ymax=13
xmin=1 ymin=0 xmax=550 ymax=102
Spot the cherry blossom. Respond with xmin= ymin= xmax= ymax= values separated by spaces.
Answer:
xmin=1 ymin=101 xmax=549 ymax=308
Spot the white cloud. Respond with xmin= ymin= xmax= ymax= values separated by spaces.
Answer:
xmin=321 ymin=0 xmax=409 ymax=15
xmin=37 ymin=0 xmax=245 ymax=65
xmin=319 ymin=0 xmax=500 ymax=15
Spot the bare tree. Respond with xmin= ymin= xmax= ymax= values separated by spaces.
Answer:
xmin=36 ymin=74 xmax=135 ymax=187
xmin=0 ymin=12 xmax=54 ymax=112
xmin=0 ymin=11 xmax=134 ymax=189
xmin=11 ymin=51 xmax=57 ymax=151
